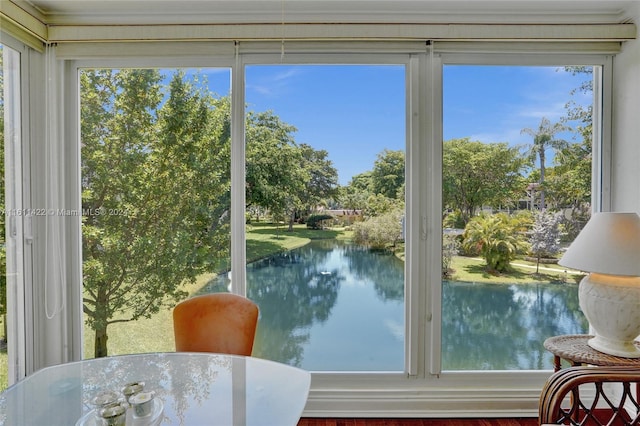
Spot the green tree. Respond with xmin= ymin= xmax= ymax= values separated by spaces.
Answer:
xmin=245 ymin=111 xmax=307 ymax=229
xmin=520 ymin=117 xmax=569 ymax=210
xmin=563 ymin=66 xmax=593 ymax=143
xmin=443 ymin=138 xmax=526 ymax=224
xmin=352 ymin=209 xmax=403 ymax=250
xmin=348 ymin=171 xmax=373 ymax=193
xmin=296 ymin=143 xmax=339 ymax=219
xmin=544 ymin=140 xmax=591 ymax=212
xmin=81 ymin=69 xmax=231 ymax=357
xmin=363 ymin=193 xmax=397 ymax=217
xmin=339 ymin=171 xmax=372 ymax=212
xmin=463 ymin=213 xmax=526 ymax=273
xmin=370 ymin=149 xmax=404 ymax=199
xmin=542 ymin=67 xmax=593 ymax=231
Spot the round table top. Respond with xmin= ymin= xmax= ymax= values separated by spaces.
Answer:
xmin=544 ymin=334 xmax=640 ymax=366
xmin=0 ymin=352 xmax=311 ymax=426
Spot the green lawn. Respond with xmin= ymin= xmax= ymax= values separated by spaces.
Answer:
xmin=1 ymin=224 xmax=582 ymax=391
xmin=246 ymin=222 xmax=350 ymax=262
xmin=450 ymin=255 xmax=584 ymax=285
xmin=82 ymin=223 xmax=347 ymax=359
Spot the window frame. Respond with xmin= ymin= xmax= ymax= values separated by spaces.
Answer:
xmin=47 ymin=41 xmax=614 ymax=417
xmin=432 ymin=51 xmax=613 ymax=375
xmin=1 ymin=31 xmax=37 ymax=386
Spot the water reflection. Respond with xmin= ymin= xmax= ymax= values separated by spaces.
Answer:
xmin=207 ymin=240 xmax=587 ymax=371
xmin=442 ymin=281 xmax=587 ymax=370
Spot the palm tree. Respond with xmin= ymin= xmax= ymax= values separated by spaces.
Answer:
xmin=521 ymin=117 xmax=569 ymax=210
xmin=462 ymin=213 xmax=525 ymax=273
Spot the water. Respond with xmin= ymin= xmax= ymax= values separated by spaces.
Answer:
xmin=204 ymin=240 xmax=587 ymax=371
xmin=442 ymin=280 xmax=587 ymax=370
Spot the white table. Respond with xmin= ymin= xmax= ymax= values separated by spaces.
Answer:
xmin=0 ymin=353 xmax=311 ymax=425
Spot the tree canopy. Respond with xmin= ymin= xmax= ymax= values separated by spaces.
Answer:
xmin=443 ymin=138 xmax=526 ymax=224
xmin=82 ymin=69 xmax=232 ymax=357
xmin=520 ymin=117 xmax=569 ymax=210
xmin=245 ymin=111 xmax=338 ymax=229
xmin=80 ymin=69 xmax=342 ymax=356
xmin=370 ymin=149 xmax=405 ymax=199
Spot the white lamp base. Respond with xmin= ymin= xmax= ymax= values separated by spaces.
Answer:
xmin=579 ymin=273 xmax=640 ymax=358
xmin=587 ymin=335 xmax=640 ymax=358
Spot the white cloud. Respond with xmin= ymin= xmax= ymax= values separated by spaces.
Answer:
xmin=468 ymin=128 xmax=526 ymax=145
xmin=516 ymin=101 xmax=567 ymax=121
xmin=246 ymin=66 xmax=304 ymax=97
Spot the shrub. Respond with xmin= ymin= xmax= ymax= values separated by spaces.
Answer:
xmin=462 ymin=213 xmax=526 ymax=273
xmin=442 ymin=233 xmax=460 ymax=278
xmin=443 ymin=210 xmax=466 ymax=229
xmin=306 ymin=214 xmax=333 ymax=230
xmin=353 ymin=210 xmax=403 ymax=250
xmin=529 ymin=210 xmax=562 ymax=273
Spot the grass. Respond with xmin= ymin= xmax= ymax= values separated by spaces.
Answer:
xmin=81 ymin=223 xmax=349 ymax=359
xmin=1 ymin=224 xmax=581 ymax=391
xmin=246 ymin=222 xmax=349 ymax=263
xmin=449 ymin=256 xmax=584 ymax=285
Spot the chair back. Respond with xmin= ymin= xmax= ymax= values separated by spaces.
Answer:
xmin=539 ymin=365 xmax=640 ymax=425
xmin=173 ymin=293 xmax=259 ymax=356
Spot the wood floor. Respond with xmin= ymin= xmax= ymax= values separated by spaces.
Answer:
xmin=298 ymin=418 xmax=539 ymax=426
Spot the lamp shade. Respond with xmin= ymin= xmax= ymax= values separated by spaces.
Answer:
xmin=558 ymin=212 xmax=640 ymax=276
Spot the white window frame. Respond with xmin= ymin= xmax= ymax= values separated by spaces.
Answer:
xmin=1 ymin=32 xmax=34 ymax=386
xmin=431 ymin=51 xmax=613 ymax=376
xmin=41 ymin=40 xmax=613 ymax=417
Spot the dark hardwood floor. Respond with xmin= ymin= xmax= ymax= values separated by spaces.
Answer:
xmin=298 ymin=418 xmax=539 ymax=426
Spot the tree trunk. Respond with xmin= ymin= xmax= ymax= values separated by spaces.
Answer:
xmin=539 ymin=151 xmax=546 ymax=210
xmin=288 ymin=210 xmax=295 ymax=232
xmin=94 ymin=324 xmax=109 ymax=358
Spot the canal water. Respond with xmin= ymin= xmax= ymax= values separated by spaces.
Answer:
xmin=206 ymin=239 xmax=587 ymax=371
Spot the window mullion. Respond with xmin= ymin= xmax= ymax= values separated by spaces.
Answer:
xmin=230 ymin=49 xmax=247 ymax=296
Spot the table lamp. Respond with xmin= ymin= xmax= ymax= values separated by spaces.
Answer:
xmin=558 ymin=212 xmax=640 ymax=358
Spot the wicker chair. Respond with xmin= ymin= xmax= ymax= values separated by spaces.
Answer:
xmin=539 ymin=365 xmax=640 ymax=425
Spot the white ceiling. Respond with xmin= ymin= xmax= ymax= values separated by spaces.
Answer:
xmin=14 ymin=0 xmax=640 ymax=26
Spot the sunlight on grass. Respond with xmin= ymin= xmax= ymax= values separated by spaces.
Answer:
xmin=450 ymin=256 xmax=584 ymax=284
xmin=83 ymin=273 xmax=216 ymax=358
xmin=82 ymin=224 xmax=344 ymax=358
xmin=83 ymin=227 xmax=583 ymax=359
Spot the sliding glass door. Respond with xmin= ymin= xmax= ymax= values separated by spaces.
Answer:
xmin=441 ymin=64 xmax=595 ymax=370
xmin=243 ymin=64 xmax=406 ymax=371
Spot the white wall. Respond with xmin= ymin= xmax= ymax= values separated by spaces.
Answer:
xmin=612 ymin=3 xmax=640 ymax=213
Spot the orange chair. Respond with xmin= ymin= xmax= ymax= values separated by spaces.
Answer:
xmin=173 ymin=293 xmax=259 ymax=356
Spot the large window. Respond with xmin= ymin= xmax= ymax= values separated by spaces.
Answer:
xmin=66 ymin=44 xmax=612 ymax=415
xmin=80 ymin=68 xmax=232 ymax=359
xmin=243 ymin=64 xmax=406 ymax=371
xmin=441 ymin=64 xmax=596 ymax=370
xmin=79 ymin=63 xmax=407 ymax=371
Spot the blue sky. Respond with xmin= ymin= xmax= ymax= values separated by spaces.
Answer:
xmin=199 ymin=64 xmax=591 ymax=185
